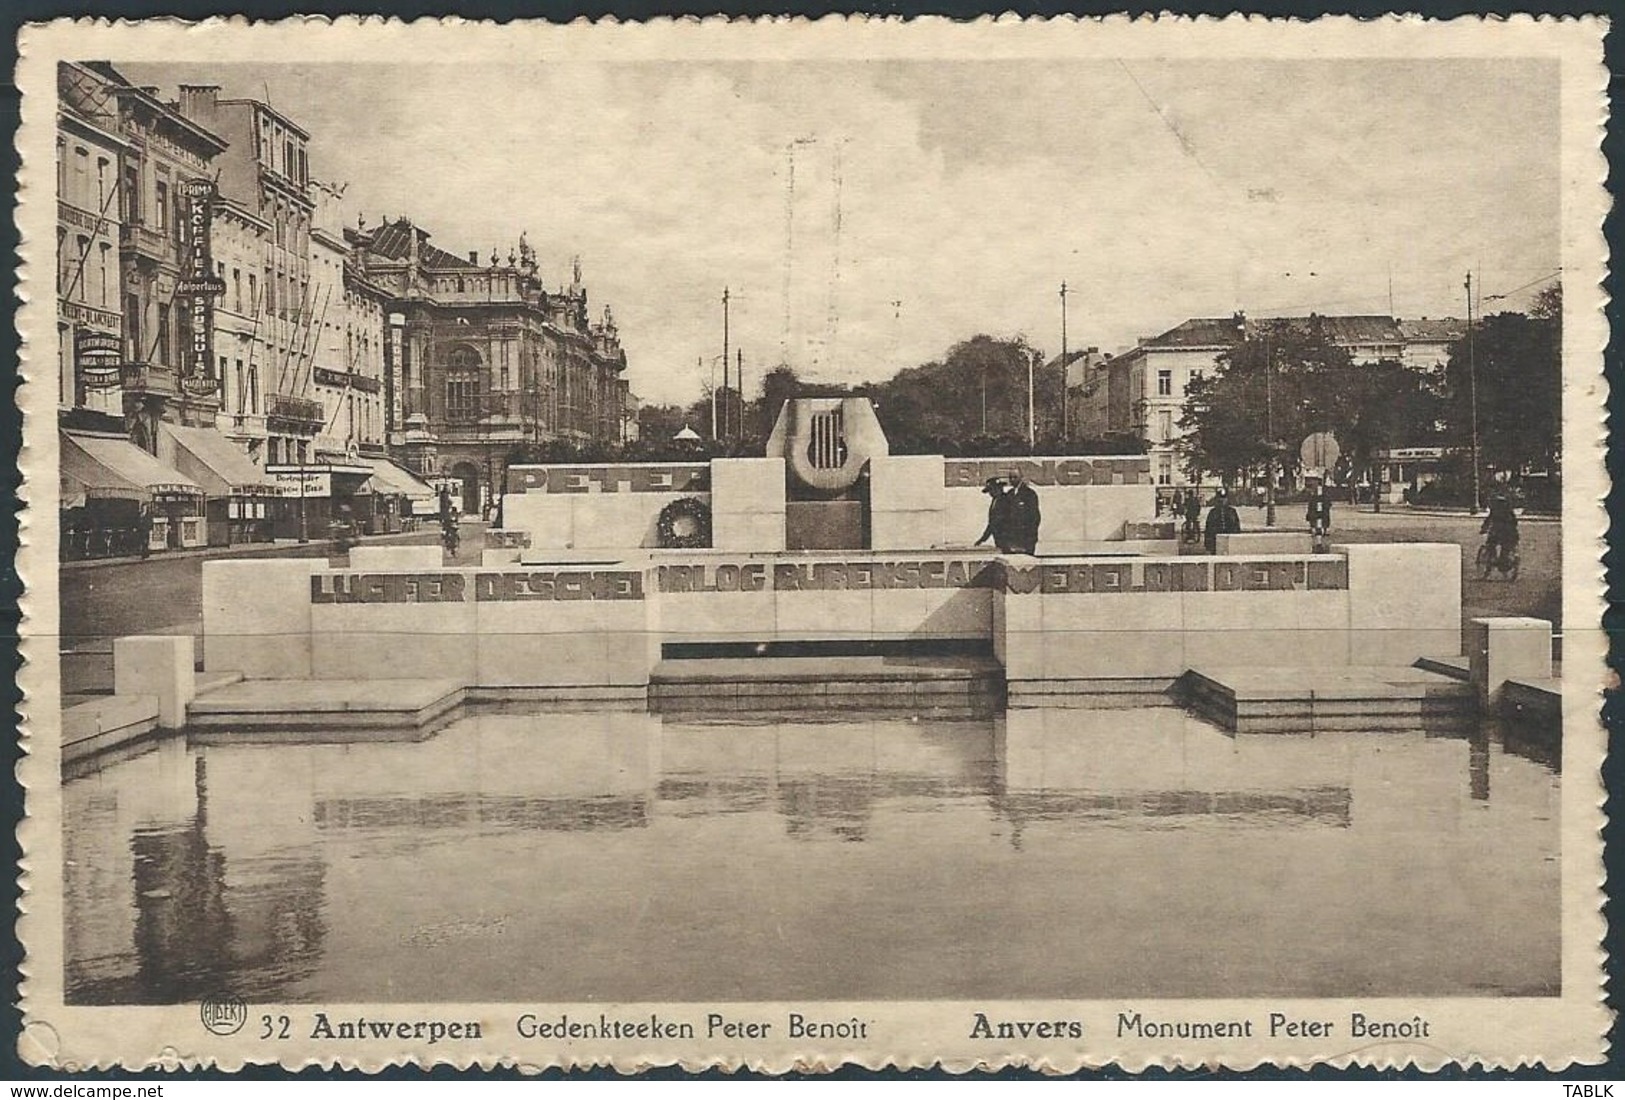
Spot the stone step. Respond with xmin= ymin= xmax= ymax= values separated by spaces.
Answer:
xmin=187 ymin=678 xmax=465 ymax=731
xmin=1414 ymin=654 xmax=1471 ymax=681
xmin=1180 ymin=665 xmax=1475 ymax=735
xmin=649 ymin=655 xmax=1003 ymax=713
xmin=1502 ymin=677 xmax=1562 ymax=725
xmin=196 ymin=668 xmax=245 ymax=696
xmin=63 ymin=694 xmax=160 ymax=764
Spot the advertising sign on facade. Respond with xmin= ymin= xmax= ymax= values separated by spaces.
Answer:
xmin=177 ymin=177 xmax=225 ymax=397
xmin=74 ymin=329 xmax=122 ymax=389
xmin=271 ymin=470 xmax=332 ymax=498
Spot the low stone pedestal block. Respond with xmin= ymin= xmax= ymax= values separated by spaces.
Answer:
xmin=113 ymin=635 xmax=196 ymax=729
xmin=1215 ymin=532 xmax=1313 ymax=554
xmin=203 ymin=559 xmax=325 ymax=679
xmin=350 ymin=545 xmax=445 ymax=570
xmin=1468 ymin=616 xmax=1553 ymax=707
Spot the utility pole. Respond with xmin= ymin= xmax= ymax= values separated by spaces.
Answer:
xmin=722 ymin=287 xmax=731 ymax=441
xmin=1060 ymin=281 xmax=1069 ymax=445
xmin=736 ymin=348 xmax=744 ymax=444
xmin=1466 ymin=271 xmax=1481 ymax=514
xmin=706 ymin=355 xmax=716 ymax=441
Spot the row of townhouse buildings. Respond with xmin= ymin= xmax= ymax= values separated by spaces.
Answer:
xmin=55 ymin=62 xmax=635 ymax=558
xmin=1068 ymin=312 xmax=1465 ymax=498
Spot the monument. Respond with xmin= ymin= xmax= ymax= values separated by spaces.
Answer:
xmin=174 ymin=397 xmax=1473 ymax=729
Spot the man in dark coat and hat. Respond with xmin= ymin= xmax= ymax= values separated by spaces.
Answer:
xmin=1182 ymin=487 xmax=1202 ymax=544
xmin=1203 ymin=488 xmax=1242 ymax=553
xmin=1004 ymin=469 xmax=1042 ymax=554
xmin=975 ymin=477 xmax=1015 ymax=552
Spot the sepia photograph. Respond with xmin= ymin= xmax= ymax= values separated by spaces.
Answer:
xmin=18 ymin=16 xmax=1608 ymax=1072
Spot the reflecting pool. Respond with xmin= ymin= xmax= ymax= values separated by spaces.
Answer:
xmin=64 ymin=706 xmax=1560 ymax=1004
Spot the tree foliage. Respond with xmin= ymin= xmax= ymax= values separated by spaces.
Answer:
xmin=1179 ymin=317 xmax=1443 ymax=485
xmin=1444 ymin=293 xmax=1561 ymax=475
xmin=859 ymin=334 xmax=1052 ymax=444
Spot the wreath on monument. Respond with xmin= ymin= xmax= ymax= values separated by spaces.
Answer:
xmin=657 ymin=496 xmax=712 ymax=549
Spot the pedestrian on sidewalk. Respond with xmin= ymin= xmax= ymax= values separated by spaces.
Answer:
xmin=137 ymin=504 xmax=153 ymax=560
xmin=1182 ymin=489 xmax=1202 ymax=543
xmin=1203 ymin=488 xmax=1241 ymax=553
xmin=1306 ymin=482 xmax=1333 ymax=553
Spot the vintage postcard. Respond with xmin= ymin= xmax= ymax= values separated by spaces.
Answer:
xmin=14 ymin=15 xmax=1610 ymax=1073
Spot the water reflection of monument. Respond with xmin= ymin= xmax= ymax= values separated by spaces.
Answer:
xmin=65 ymin=737 xmax=327 ymax=1004
xmin=64 ymin=707 xmax=1559 ymax=1003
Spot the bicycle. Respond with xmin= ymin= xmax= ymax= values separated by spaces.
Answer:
xmin=1475 ymin=538 xmax=1520 ymax=580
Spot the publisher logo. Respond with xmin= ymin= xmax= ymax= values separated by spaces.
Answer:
xmin=201 ymin=994 xmax=247 ymax=1036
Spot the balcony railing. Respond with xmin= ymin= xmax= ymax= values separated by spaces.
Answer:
xmin=58 ymin=200 xmax=109 ymax=235
xmin=120 ymin=362 xmax=178 ymax=398
xmin=266 ymin=393 xmax=325 ymax=431
xmin=119 ymin=223 xmax=170 ymax=262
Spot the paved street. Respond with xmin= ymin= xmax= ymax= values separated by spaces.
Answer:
xmin=59 ymin=521 xmax=486 ymax=696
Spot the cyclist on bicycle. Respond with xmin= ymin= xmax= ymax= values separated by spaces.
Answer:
xmin=436 ymin=486 xmax=460 ymax=557
xmin=1480 ymin=490 xmax=1519 ymax=568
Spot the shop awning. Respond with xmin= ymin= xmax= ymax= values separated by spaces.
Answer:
xmin=363 ymin=457 xmax=437 ymax=504
xmin=61 ymin=431 xmax=202 ymax=508
xmin=160 ymin=424 xmax=277 ymax=498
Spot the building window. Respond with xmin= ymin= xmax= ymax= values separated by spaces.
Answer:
xmin=235 ymin=360 xmax=244 ymax=412
xmin=122 ymin=163 xmax=139 ymax=222
xmin=98 ymin=243 xmax=111 ymax=307
xmin=1157 ymin=409 xmax=1174 ymax=442
xmin=1157 ymin=456 xmax=1173 ymax=486
xmin=126 ymin=293 xmax=142 ymax=359
xmin=248 ymin=364 xmax=259 ymax=414
xmin=248 ymin=272 xmax=258 ymax=313
xmin=233 ymin=268 xmax=242 ymax=313
xmin=55 ymin=228 xmax=67 ymax=294
xmin=1156 ymin=369 xmax=1172 ymax=397
xmin=1190 ymin=368 xmax=1204 ymax=385
xmin=157 ymin=303 xmax=171 ymax=365
xmin=72 ymin=146 xmax=88 ymax=207
xmin=154 ymin=179 xmax=169 ymax=234
xmin=95 ymin=157 xmax=109 ymax=213
xmin=445 ymin=346 xmax=482 ymax=423
xmin=56 ymin=138 xmax=66 ymax=199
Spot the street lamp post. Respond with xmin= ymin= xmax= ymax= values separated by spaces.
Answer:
xmin=981 ymin=369 xmax=988 ymax=435
xmin=1027 ymin=348 xmax=1037 ymax=450
xmin=1466 ymin=271 xmax=1481 ymax=514
xmin=1264 ymin=333 xmax=1277 ymax=528
xmin=1059 ymin=281 xmax=1069 ymax=445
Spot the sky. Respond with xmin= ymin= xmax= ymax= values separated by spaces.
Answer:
xmin=122 ymin=58 xmax=1561 ymax=406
